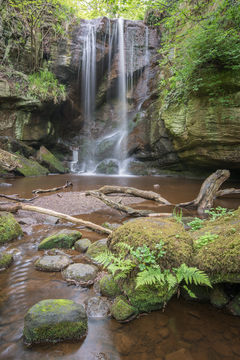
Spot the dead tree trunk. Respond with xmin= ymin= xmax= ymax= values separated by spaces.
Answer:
xmin=97 ymin=186 xmax=171 ymax=205
xmin=0 ymin=203 xmax=112 ymax=235
xmin=85 ymin=191 xmax=153 ymax=217
xmin=216 ymin=188 xmax=240 ymax=198
xmin=178 ymin=169 xmax=230 ymax=213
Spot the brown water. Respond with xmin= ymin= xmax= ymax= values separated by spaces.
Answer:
xmin=0 ymin=175 xmax=240 ymax=360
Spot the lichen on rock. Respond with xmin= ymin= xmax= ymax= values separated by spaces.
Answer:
xmin=38 ymin=230 xmax=82 ymax=250
xmin=110 ymin=296 xmax=137 ymax=321
xmin=0 ymin=252 xmax=13 ymax=270
xmin=0 ymin=212 xmax=23 ymax=245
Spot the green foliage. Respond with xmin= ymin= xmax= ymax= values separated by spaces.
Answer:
xmin=95 ymin=240 xmax=211 ymax=298
xmin=195 ymin=232 xmax=219 ymax=249
xmin=205 ymin=206 xmax=234 ymax=221
xmin=187 ymin=217 xmax=205 ymax=231
xmin=28 ymin=69 xmax=66 ymax=103
xmin=172 ymin=207 xmax=183 ymax=224
xmin=159 ymin=0 xmax=240 ymax=104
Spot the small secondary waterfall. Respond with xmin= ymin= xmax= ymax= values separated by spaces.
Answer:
xmin=70 ymin=18 xmax=151 ymax=175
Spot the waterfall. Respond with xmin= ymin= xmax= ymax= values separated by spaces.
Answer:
xmin=70 ymin=18 xmax=151 ymax=175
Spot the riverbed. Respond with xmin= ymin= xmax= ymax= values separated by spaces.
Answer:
xmin=0 ymin=174 xmax=240 ymax=360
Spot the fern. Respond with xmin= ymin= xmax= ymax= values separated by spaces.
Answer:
xmin=136 ymin=267 xmax=166 ymax=288
xmin=94 ymin=250 xmax=116 ymax=267
xmin=183 ymin=285 xmax=197 ymax=299
xmin=166 ymin=272 xmax=177 ymax=291
xmin=175 ymin=263 xmax=212 ymax=287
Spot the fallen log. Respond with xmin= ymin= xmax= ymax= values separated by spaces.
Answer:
xmin=86 ymin=191 xmax=153 ymax=217
xmin=0 ymin=203 xmax=112 ymax=235
xmin=0 ymin=194 xmax=39 ymax=202
xmin=97 ymin=185 xmax=171 ymax=205
xmin=216 ymin=188 xmax=240 ymax=198
xmin=178 ymin=169 xmax=230 ymax=213
xmin=32 ymin=181 xmax=73 ymax=194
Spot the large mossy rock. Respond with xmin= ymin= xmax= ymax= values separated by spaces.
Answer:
xmin=38 ymin=230 xmax=82 ymax=250
xmin=108 ymin=218 xmax=193 ymax=269
xmin=99 ymin=275 xmax=121 ymax=298
xmin=23 ymin=299 xmax=88 ymax=345
xmin=110 ymin=296 xmax=137 ymax=321
xmin=193 ymin=208 xmax=240 ymax=279
xmin=0 ymin=212 xmax=23 ymax=244
xmin=0 ymin=252 xmax=13 ymax=270
xmin=86 ymin=238 xmax=108 ymax=260
xmin=15 ymin=154 xmax=49 ymax=176
xmin=36 ymin=146 xmax=67 ymax=174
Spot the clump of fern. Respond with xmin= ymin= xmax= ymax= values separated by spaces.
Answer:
xmin=94 ymin=241 xmax=211 ymax=298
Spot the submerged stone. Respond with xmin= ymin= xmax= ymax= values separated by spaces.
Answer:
xmin=210 ymin=285 xmax=229 ymax=308
xmin=0 ymin=252 xmax=13 ymax=270
xmin=110 ymin=296 xmax=137 ymax=322
xmin=87 ymin=297 xmax=111 ymax=318
xmin=34 ymin=255 xmax=73 ymax=272
xmin=74 ymin=238 xmax=91 ymax=253
xmin=38 ymin=230 xmax=82 ymax=250
xmin=99 ymin=275 xmax=121 ymax=298
xmin=0 ymin=212 xmax=23 ymax=245
xmin=23 ymin=299 xmax=87 ymax=345
xmin=62 ymin=263 xmax=98 ymax=283
xmin=227 ymin=293 xmax=240 ymax=316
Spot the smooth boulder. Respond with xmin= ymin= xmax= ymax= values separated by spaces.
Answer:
xmin=0 ymin=212 xmax=23 ymax=245
xmin=23 ymin=299 xmax=87 ymax=345
xmin=34 ymin=255 xmax=73 ymax=272
xmin=74 ymin=238 xmax=91 ymax=253
xmin=62 ymin=263 xmax=98 ymax=283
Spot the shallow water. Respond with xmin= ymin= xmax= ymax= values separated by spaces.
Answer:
xmin=0 ymin=175 xmax=240 ymax=360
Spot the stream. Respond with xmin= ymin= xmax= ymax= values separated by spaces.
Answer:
xmin=0 ymin=174 xmax=240 ymax=360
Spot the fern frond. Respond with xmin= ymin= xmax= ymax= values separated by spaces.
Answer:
xmin=116 ymin=242 xmax=133 ymax=252
xmin=166 ymin=273 xmax=177 ymax=291
xmin=175 ymin=263 xmax=212 ymax=287
xmin=136 ymin=267 xmax=166 ymax=288
xmin=94 ymin=250 xmax=116 ymax=268
xmin=183 ymin=285 xmax=197 ymax=299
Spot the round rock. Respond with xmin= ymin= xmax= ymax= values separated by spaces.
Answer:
xmin=23 ymin=299 xmax=87 ymax=345
xmin=75 ymin=238 xmax=91 ymax=253
xmin=62 ymin=263 xmax=98 ymax=283
xmin=87 ymin=297 xmax=111 ymax=318
xmin=34 ymin=255 xmax=73 ymax=272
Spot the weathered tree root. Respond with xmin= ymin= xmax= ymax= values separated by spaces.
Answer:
xmin=32 ymin=181 xmax=73 ymax=194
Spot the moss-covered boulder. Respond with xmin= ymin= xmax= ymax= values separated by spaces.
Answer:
xmin=23 ymin=299 xmax=88 ymax=345
xmin=34 ymin=255 xmax=73 ymax=272
xmin=0 ymin=252 xmax=13 ymax=270
xmin=110 ymin=296 xmax=137 ymax=321
xmin=108 ymin=218 xmax=193 ymax=269
xmin=99 ymin=275 xmax=121 ymax=298
xmin=0 ymin=212 xmax=23 ymax=244
xmin=193 ymin=208 xmax=240 ymax=277
xmin=210 ymin=285 xmax=229 ymax=309
xmin=74 ymin=238 xmax=91 ymax=253
xmin=62 ymin=263 xmax=98 ymax=283
xmin=36 ymin=146 xmax=67 ymax=174
xmin=38 ymin=230 xmax=82 ymax=250
xmin=86 ymin=238 xmax=108 ymax=260
xmin=15 ymin=154 xmax=49 ymax=176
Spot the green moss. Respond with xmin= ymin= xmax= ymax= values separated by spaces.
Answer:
xmin=0 ymin=212 xmax=23 ymax=244
xmin=37 ymin=146 xmax=67 ymax=174
xmin=86 ymin=239 xmax=108 ymax=260
xmin=0 ymin=252 xmax=13 ymax=269
xmin=109 ymin=218 xmax=193 ymax=269
xmin=16 ymin=155 xmax=49 ymax=177
xmin=38 ymin=231 xmax=82 ymax=250
xmin=193 ymin=208 xmax=240 ymax=274
xmin=210 ymin=285 xmax=229 ymax=308
xmin=110 ymin=296 xmax=137 ymax=321
xmin=23 ymin=299 xmax=87 ymax=345
xmin=99 ymin=275 xmax=121 ymax=298
xmin=122 ymin=278 xmax=176 ymax=313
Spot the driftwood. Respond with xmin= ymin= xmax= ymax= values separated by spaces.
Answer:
xmin=216 ymin=188 xmax=240 ymax=198
xmin=0 ymin=203 xmax=112 ymax=235
xmin=97 ymin=185 xmax=171 ymax=205
xmin=178 ymin=169 xmax=230 ymax=213
xmin=86 ymin=191 xmax=153 ymax=217
xmin=32 ymin=181 xmax=73 ymax=194
xmin=0 ymin=194 xmax=39 ymax=202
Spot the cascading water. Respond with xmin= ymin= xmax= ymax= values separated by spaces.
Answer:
xmin=70 ymin=18 xmax=151 ymax=175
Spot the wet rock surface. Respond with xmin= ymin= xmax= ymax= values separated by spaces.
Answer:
xmin=23 ymin=299 xmax=88 ymax=345
xmin=38 ymin=229 xmax=82 ymax=250
xmin=87 ymin=297 xmax=111 ymax=318
xmin=62 ymin=263 xmax=98 ymax=283
xmin=34 ymin=255 xmax=73 ymax=272
xmin=75 ymin=238 xmax=92 ymax=253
